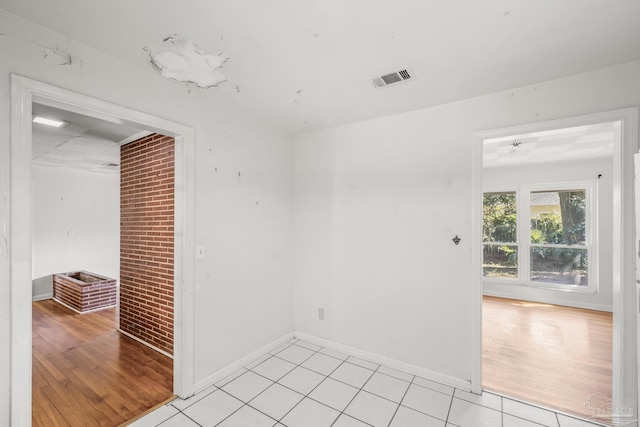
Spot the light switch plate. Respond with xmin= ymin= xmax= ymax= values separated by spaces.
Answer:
xmin=196 ymin=245 xmax=205 ymax=259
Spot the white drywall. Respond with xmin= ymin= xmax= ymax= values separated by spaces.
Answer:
xmin=483 ymin=157 xmax=614 ymax=311
xmin=293 ymin=60 xmax=640 ymax=384
xmin=0 ymin=10 xmax=293 ymax=423
xmin=31 ymin=165 xmax=120 ymax=300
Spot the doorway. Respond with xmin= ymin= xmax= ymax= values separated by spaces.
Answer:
xmin=479 ymin=121 xmax=617 ymax=418
xmin=30 ymin=103 xmax=178 ymax=424
xmin=10 ymin=75 xmax=196 ymax=424
xmin=470 ymin=109 xmax=638 ymax=423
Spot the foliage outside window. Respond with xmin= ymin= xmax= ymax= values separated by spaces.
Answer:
xmin=483 ymin=192 xmax=518 ymax=280
xmin=483 ymin=184 xmax=594 ymax=292
xmin=529 ymin=190 xmax=588 ymax=286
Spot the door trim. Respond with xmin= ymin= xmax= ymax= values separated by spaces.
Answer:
xmin=470 ymin=108 xmax=638 ymax=419
xmin=10 ymin=74 xmax=196 ymax=425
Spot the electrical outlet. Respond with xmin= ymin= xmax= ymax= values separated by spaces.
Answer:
xmin=318 ymin=308 xmax=325 ymax=320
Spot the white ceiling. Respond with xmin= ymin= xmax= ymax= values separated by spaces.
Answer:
xmin=483 ymin=122 xmax=616 ymax=168
xmin=1 ymin=1 xmax=639 ymax=133
xmin=32 ymin=103 xmax=148 ymax=172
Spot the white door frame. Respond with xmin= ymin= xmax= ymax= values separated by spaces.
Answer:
xmin=10 ymin=74 xmax=196 ymax=426
xmin=470 ymin=108 xmax=638 ymax=418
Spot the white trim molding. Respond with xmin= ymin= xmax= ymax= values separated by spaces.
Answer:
xmin=294 ymin=332 xmax=472 ymax=392
xmin=189 ymin=331 xmax=472 ymax=403
xmin=482 ymin=289 xmax=612 ymax=313
xmin=118 ymin=329 xmax=174 ymax=360
xmin=191 ymin=333 xmax=296 ymax=394
xmin=471 ymin=108 xmax=638 ymax=417
xmin=10 ymin=74 xmax=197 ymax=426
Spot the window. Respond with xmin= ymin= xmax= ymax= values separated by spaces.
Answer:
xmin=483 ymin=192 xmax=518 ymax=280
xmin=483 ymin=183 xmax=596 ymax=292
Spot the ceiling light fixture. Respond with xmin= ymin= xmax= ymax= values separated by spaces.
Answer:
xmin=33 ymin=116 xmax=66 ymax=127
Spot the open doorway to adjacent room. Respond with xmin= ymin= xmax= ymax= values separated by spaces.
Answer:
xmin=31 ymin=102 xmax=176 ymax=426
xmin=10 ymin=75 xmax=196 ymax=426
xmin=472 ymin=110 xmax=638 ymax=424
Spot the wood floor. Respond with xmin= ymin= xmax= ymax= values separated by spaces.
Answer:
xmin=483 ymin=296 xmax=612 ymax=420
xmin=32 ymin=299 xmax=174 ymax=427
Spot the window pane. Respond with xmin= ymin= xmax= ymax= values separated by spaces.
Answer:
xmin=483 ymin=244 xmax=518 ymax=279
xmin=530 ymin=247 xmax=588 ymax=286
xmin=483 ymin=192 xmax=517 ymax=243
xmin=530 ymin=190 xmax=586 ymax=245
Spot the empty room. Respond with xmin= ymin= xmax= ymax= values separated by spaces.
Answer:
xmin=1 ymin=1 xmax=639 ymax=427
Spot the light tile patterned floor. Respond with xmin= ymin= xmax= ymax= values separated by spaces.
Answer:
xmin=130 ymin=338 xmax=606 ymax=427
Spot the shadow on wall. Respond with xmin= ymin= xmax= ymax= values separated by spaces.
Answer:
xmin=32 ymin=275 xmax=52 ymax=301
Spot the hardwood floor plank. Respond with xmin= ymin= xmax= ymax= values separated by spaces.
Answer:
xmin=482 ymin=296 xmax=612 ymax=419
xmin=32 ymin=386 xmax=71 ymax=427
xmin=32 ymin=300 xmax=173 ymax=427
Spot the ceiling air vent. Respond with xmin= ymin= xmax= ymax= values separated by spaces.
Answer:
xmin=371 ymin=67 xmax=415 ymax=89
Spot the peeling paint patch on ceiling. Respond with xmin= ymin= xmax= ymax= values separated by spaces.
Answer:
xmin=147 ymin=36 xmax=228 ymax=88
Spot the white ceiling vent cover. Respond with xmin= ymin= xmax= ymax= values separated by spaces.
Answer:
xmin=371 ymin=67 xmax=415 ymax=88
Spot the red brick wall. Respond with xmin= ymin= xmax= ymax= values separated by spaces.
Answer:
xmin=53 ymin=271 xmax=117 ymax=313
xmin=120 ymin=134 xmax=175 ymax=355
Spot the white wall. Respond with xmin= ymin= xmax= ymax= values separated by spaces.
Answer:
xmin=293 ymin=61 xmax=640 ymax=384
xmin=0 ymin=10 xmax=293 ymax=423
xmin=31 ymin=165 xmax=120 ymax=299
xmin=483 ymin=157 xmax=613 ymax=311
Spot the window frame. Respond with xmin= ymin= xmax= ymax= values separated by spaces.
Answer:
xmin=483 ymin=180 xmax=598 ymax=293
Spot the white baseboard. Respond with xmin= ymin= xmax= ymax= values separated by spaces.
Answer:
xmin=293 ymin=331 xmax=472 ymax=392
xmin=483 ymin=289 xmax=612 ymax=312
xmin=32 ymin=293 xmax=52 ymax=302
xmin=192 ymin=332 xmax=296 ymax=395
xmin=118 ymin=328 xmax=174 ymax=359
xmin=187 ymin=330 xmax=471 ymax=399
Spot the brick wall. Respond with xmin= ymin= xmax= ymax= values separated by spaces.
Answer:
xmin=120 ymin=133 xmax=175 ymax=356
xmin=53 ymin=271 xmax=117 ymax=313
